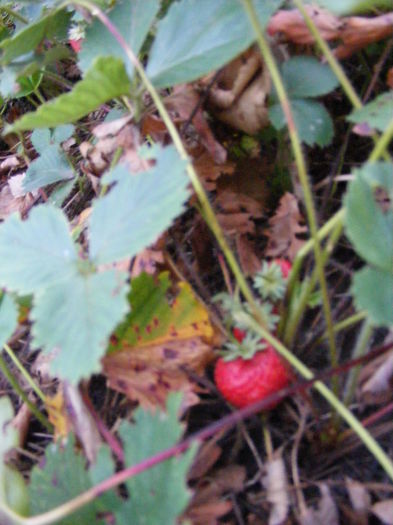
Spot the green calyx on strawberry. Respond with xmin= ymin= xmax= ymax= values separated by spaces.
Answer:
xmin=214 ymin=328 xmax=291 ymax=409
xmin=254 ymin=258 xmax=292 ymax=302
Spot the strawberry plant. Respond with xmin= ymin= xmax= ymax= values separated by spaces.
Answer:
xmin=0 ymin=0 xmax=392 ymax=523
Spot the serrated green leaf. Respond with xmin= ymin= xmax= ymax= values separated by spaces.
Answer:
xmin=279 ymin=56 xmax=339 ymax=99
xmin=115 ymin=393 xmax=196 ymax=525
xmin=353 ymin=266 xmax=393 ymax=327
xmin=147 ymin=0 xmax=283 ymax=87
xmin=344 ymin=163 xmax=393 ymax=272
xmin=5 ymin=57 xmax=131 ymax=133
xmin=23 ymin=145 xmax=74 ymax=192
xmin=347 ymin=92 xmax=393 ymax=132
xmin=0 ymin=293 xmax=17 ymax=350
xmin=31 ymin=270 xmax=129 ymax=382
xmin=269 ymin=99 xmax=334 ymax=146
xmin=89 ymin=146 xmax=188 ymax=265
xmin=0 ymin=9 xmax=71 ymax=65
xmin=79 ymin=0 xmax=160 ymax=77
xmin=29 ymin=436 xmax=117 ymax=524
xmin=0 ymin=205 xmax=78 ymax=295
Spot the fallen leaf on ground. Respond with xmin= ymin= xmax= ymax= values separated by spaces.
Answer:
xmin=268 ymin=7 xmax=393 ymax=59
xmin=166 ymin=84 xmax=227 ymax=163
xmin=265 ymin=192 xmax=307 ymax=261
xmin=345 ymin=476 xmax=370 ymax=525
xmin=358 ymin=349 xmax=393 ymax=405
xmin=236 ymin=234 xmax=261 ymax=276
xmin=0 ymin=179 xmax=35 ymax=220
xmin=102 ymin=272 xmax=214 ymax=410
xmin=372 ymin=499 xmax=393 ymax=525
xmin=261 ymin=453 xmax=290 ymax=525
xmin=193 ymin=149 xmax=235 ymax=191
xmin=299 ymin=484 xmax=339 ymax=525
xmin=184 ymin=465 xmax=246 ymax=525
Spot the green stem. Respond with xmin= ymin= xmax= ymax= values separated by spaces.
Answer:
xmin=368 ymin=116 xmax=393 ymax=161
xmin=283 ymin=219 xmax=343 ymax=346
xmin=0 ymin=353 xmax=51 ymax=431
xmin=69 ymin=0 xmax=260 ymax=318
xmin=244 ymin=315 xmax=393 ymax=481
xmin=242 ymin=0 xmax=338 ymax=389
xmin=343 ymin=320 xmax=373 ymax=406
xmin=292 ymin=0 xmax=391 ymax=162
xmin=287 ymin=208 xmax=345 ymax=302
xmin=3 ymin=343 xmax=46 ymax=403
xmin=316 ymin=311 xmax=367 ymax=345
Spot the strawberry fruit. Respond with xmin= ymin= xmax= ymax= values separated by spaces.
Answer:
xmin=214 ymin=330 xmax=291 ymax=409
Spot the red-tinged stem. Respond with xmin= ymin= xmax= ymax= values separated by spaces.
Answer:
xmin=23 ymin=341 xmax=392 ymax=525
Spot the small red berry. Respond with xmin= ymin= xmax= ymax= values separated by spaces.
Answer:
xmin=232 ymin=327 xmax=246 ymax=343
xmin=272 ymin=258 xmax=292 ymax=279
xmin=214 ymin=344 xmax=291 ymax=409
xmin=69 ymin=39 xmax=82 ymax=53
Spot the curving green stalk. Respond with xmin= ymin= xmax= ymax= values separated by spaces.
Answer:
xmin=242 ymin=0 xmax=339 ymax=386
xmin=292 ymin=0 xmax=391 ymax=162
xmin=67 ymin=0 xmax=261 ymax=319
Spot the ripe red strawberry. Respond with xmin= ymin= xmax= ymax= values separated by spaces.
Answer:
xmin=214 ymin=337 xmax=291 ymax=409
xmin=69 ymin=39 xmax=82 ymax=53
xmin=272 ymin=258 xmax=292 ymax=279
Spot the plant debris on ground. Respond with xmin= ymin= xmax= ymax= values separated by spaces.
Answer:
xmin=0 ymin=0 xmax=392 ymax=524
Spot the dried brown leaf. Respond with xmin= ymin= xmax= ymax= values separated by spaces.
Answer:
xmin=185 ymin=465 xmax=246 ymax=525
xmin=299 ymin=484 xmax=339 ymax=525
xmin=236 ymin=234 xmax=261 ymax=277
xmin=372 ymin=499 xmax=393 ymax=525
xmin=268 ymin=7 xmax=393 ymax=59
xmin=166 ymin=84 xmax=227 ymax=163
xmin=261 ymin=454 xmax=290 ymax=525
xmin=266 ymin=192 xmax=307 ymax=261
xmin=103 ymin=337 xmax=213 ymax=411
xmin=358 ymin=350 xmax=393 ymax=405
xmin=345 ymin=477 xmax=371 ymax=512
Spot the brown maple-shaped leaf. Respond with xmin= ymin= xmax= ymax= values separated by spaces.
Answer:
xmin=102 ymin=272 xmax=214 ymax=410
xmin=265 ymin=192 xmax=307 ymax=261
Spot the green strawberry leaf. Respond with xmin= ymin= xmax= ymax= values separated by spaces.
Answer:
xmin=0 ymin=205 xmax=78 ymax=295
xmin=89 ymin=145 xmax=189 ymax=265
xmin=0 ymin=293 xmax=17 ymax=350
xmin=4 ymin=57 xmax=131 ymax=133
xmin=347 ymin=92 xmax=393 ymax=133
xmin=23 ymin=145 xmax=74 ymax=192
xmin=147 ymin=0 xmax=283 ymax=87
xmin=344 ymin=162 xmax=393 ymax=272
xmin=31 ymin=270 xmax=129 ymax=382
xmin=269 ymin=99 xmax=334 ymax=146
xmin=115 ymin=393 xmax=196 ymax=525
xmin=353 ymin=266 xmax=393 ymax=327
xmin=0 ymin=9 xmax=71 ymax=65
xmin=279 ymin=56 xmax=339 ymax=99
xmin=29 ymin=436 xmax=119 ymax=524
xmin=79 ymin=0 xmax=160 ymax=77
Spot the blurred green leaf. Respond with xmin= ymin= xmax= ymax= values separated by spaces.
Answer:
xmin=348 ymin=92 xmax=393 ymax=132
xmin=279 ymin=56 xmax=339 ymax=99
xmin=79 ymin=0 xmax=160 ymax=77
xmin=353 ymin=266 xmax=393 ymax=326
xmin=269 ymin=99 xmax=334 ymax=146
xmin=115 ymin=393 xmax=196 ymax=525
xmin=147 ymin=0 xmax=283 ymax=87
xmin=89 ymin=145 xmax=188 ymax=265
xmin=345 ymin=162 xmax=393 ymax=272
xmin=5 ymin=57 xmax=131 ymax=132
